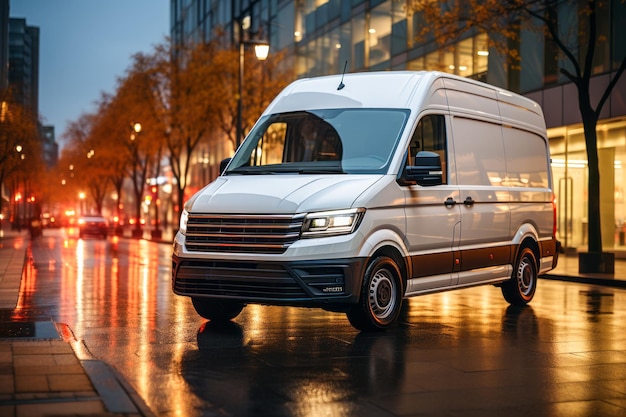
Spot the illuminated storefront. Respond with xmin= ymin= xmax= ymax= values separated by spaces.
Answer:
xmin=548 ymin=119 xmax=626 ymax=251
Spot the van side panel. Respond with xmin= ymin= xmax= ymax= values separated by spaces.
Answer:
xmin=442 ymin=80 xmax=500 ymax=121
xmin=503 ymin=125 xmax=555 ymax=268
xmin=451 ymin=117 xmax=511 ymax=246
xmin=502 ymin=126 xmax=550 ymax=190
xmin=496 ymin=90 xmax=546 ymax=134
xmin=440 ymin=77 xmax=555 ymax=286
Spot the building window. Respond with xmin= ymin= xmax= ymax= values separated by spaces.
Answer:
xmin=368 ymin=1 xmax=391 ymax=67
xmin=391 ymin=0 xmax=407 ymax=56
xmin=407 ymin=33 xmax=488 ymax=80
xmin=611 ymin=0 xmax=626 ymax=70
xmin=353 ymin=12 xmax=366 ymax=70
xmin=277 ymin=3 xmax=296 ymax=50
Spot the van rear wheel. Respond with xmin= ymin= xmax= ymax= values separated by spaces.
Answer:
xmin=347 ymin=256 xmax=403 ymax=331
xmin=191 ymin=298 xmax=245 ymax=322
xmin=501 ymin=247 xmax=537 ymax=305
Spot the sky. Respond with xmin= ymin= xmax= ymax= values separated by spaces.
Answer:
xmin=10 ymin=0 xmax=170 ymax=146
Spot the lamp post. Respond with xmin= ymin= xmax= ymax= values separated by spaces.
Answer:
xmin=130 ymin=122 xmax=144 ymax=239
xmin=236 ymin=23 xmax=269 ymax=148
xmin=13 ymin=145 xmax=24 ymax=230
xmin=150 ymin=182 xmax=161 ymax=239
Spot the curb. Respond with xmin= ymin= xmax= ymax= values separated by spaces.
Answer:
xmin=59 ymin=323 xmax=158 ymax=417
xmin=541 ymin=273 xmax=626 ymax=288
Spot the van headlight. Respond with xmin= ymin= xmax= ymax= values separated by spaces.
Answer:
xmin=179 ymin=209 xmax=189 ymax=235
xmin=301 ymin=208 xmax=365 ymax=238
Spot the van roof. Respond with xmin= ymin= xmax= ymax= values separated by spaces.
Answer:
xmin=263 ymin=71 xmax=543 ymax=124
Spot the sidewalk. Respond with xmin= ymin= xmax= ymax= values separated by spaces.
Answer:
xmin=0 ymin=227 xmax=625 ymax=417
xmin=0 ymin=225 xmax=157 ymax=417
xmin=542 ymin=251 xmax=626 ymax=288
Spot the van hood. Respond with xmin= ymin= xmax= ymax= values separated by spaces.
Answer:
xmin=188 ymin=175 xmax=382 ymax=214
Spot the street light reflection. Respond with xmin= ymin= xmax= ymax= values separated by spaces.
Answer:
xmin=74 ymin=238 xmax=85 ymax=338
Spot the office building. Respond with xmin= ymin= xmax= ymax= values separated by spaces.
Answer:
xmin=170 ymin=0 xmax=626 ymax=252
xmin=0 ymin=0 xmax=8 ymax=89
xmin=6 ymin=13 xmax=58 ymax=169
xmin=8 ymin=17 xmax=39 ymax=116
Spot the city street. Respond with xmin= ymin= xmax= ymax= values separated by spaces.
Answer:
xmin=12 ymin=228 xmax=626 ymax=416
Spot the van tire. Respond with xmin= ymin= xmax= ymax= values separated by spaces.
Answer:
xmin=191 ymin=298 xmax=245 ymax=322
xmin=347 ymin=256 xmax=403 ymax=331
xmin=501 ymin=247 xmax=537 ymax=305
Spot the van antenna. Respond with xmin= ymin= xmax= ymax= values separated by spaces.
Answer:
xmin=337 ymin=61 xmax=348 ymax=90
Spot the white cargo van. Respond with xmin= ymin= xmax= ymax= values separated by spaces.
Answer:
xmin=172 ymin=71 xmax=559 ymax=331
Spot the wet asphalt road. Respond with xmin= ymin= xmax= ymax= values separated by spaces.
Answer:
xmin=16 ymin=228 xmax=626 ymax=417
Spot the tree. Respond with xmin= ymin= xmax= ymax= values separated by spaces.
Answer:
xmin=150 ymin=40 xmax=217 ymax=222
xmin=412 ymin=0 xmax=626 ymax=272
xmin=147 ymin=38 xmax=291 ymax=222
xmin=114 ymin=54 xmax=165 ymax=237
xmin=210 ymin=44 xmax=293 ymax=148
xmin=55 ymin=36 xmax=293 ymax=232
xmin=88 ymin=92 xmax=133 ymax=229
xmin=63 ymin=113 xmax=114 ymax=215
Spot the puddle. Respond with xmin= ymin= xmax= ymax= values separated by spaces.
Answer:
xmin=0 ymin=320 xmax=60 ymax=339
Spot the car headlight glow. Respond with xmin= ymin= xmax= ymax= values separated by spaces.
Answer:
xmin=302 ymin=208 xmax=365 ymax=238
xmin=179 ymin=209 xmax=189 ymax=235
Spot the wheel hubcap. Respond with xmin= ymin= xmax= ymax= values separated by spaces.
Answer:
xmin=517 ymin=257 xmax=534 ymax=296
xmin=369 ymin=269 xmax=396 ymax=320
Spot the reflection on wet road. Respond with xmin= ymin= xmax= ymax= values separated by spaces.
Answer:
xmin=18 ymin=229 xmax=626 ymax=416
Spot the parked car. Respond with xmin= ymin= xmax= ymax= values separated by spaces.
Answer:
xmin=78 ymin=216 xmax=108 ymax=239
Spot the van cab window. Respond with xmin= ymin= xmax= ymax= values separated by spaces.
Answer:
xmin=407 ymin=114 xmax=447 ymax=184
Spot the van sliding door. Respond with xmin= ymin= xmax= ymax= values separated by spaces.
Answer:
xmin=451 ymin=116 xmax=512 ymax=284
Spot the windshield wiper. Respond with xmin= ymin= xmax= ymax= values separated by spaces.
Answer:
xmin=296 ymin=168 xmax=345 ymax=174
xmin=228 ymin=165 xmax=344 ymax=175
xmin=227 ymin=167 xmax=275 ymax=175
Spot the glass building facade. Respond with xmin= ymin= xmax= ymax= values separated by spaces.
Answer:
xmin=171 ymin=0 xmax=626 ymax=252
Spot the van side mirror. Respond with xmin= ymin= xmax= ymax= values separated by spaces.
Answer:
xmin=404 ymin=151 xmax=443 ymax=186
xmin=219 ymin=158 xmax=232 ymax=175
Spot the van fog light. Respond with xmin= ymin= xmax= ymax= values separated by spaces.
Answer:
xmin=294 ymin=266 xmax=346 ymax=295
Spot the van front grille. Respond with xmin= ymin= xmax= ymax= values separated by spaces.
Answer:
xmin=184 ymin=213 xmax=304 ymax=254
xmin=173 ymin=260 xmax=309 ymax=299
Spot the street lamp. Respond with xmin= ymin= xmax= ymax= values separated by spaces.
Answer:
xmin=78 ymin=192 xmax=86 ymax=216
xmin=236 ymin=32 xmax=269 ymax=148
xmin=131 ymin=122 xmax=142 ymax=139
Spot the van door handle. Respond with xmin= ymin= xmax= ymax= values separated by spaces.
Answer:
xmin=444 ymin=197 xmax=457 ymax=208
xmin=463 ymin=196 xmax=475 ymax=207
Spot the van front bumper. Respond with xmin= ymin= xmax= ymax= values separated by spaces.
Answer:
xmin=172 ymin=255 xmax=367 ymax=309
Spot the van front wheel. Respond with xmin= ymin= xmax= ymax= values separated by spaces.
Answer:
xmin=501 ymin=247 xmax=537 ymax=305
xmin=347 ymin=256 xmax=403 ymax=331
xmin=191 ymin=298 xmax=245 ymax=322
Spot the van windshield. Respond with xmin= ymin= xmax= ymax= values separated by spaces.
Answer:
xmin=225 ymin=109 xmax=409 ymax=175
